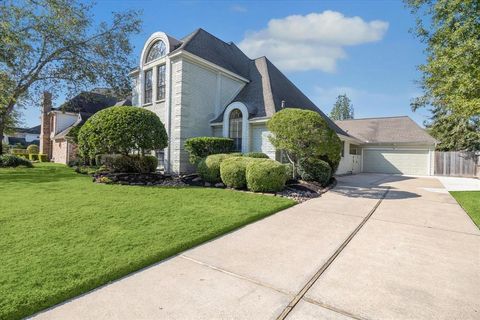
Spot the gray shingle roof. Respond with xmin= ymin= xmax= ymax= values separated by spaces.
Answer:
xmin=175 ymin=29 xmax=346 ymax=135
xmin=335 ymin=116 xmax=437 ymax=144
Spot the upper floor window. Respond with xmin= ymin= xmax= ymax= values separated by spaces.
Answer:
xmin=145 ymin=40 xmax=166 ymax=64
xmin=144 ymin=69 xmax=152 ymax=104
xmin=157 ymin=65 xmax=166 ymax=101
xmin=229 ymin=109 xmax=243 ymax=152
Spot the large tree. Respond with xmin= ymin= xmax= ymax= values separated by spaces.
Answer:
xmin=406 ymin=0 xmax=480 ymax=150
xmin=0 ymin=0 xmax=142 ymax=154
xmin=330 ymin=94 xmax=354 ymax=121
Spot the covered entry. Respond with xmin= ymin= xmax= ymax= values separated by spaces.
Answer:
xmin=363 ymin=149 xmax=430 ymax=175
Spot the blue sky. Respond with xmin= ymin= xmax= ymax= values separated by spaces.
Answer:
xmin=23 ymin=0 xmax=432 ymax=127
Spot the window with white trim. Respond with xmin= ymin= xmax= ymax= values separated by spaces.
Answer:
xmin=229 ymin=109 xmax=242 ymax=152
xmin=144 ymin=69 xmax=153 ymax=104
xmin=145 ymin=40 xmax=166 ymax=63
xmin=156 ymin=65 xmax=166 ymax=101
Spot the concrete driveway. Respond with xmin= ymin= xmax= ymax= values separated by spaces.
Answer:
xmin=32 ymin=174 xmax=480 ymax=320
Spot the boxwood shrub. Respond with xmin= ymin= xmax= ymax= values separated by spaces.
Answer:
xmin=27 ymin=144 xmax=39 ymax=155
xmin=246 ymin=159 xmax=286 ymax=193
xmin=298 ymin=158 xmax=332 ymax=186
xmin=197 ymin=153 xmax=234 ymax=183
xmin=220 ymin=156 xmax=253 ymax=189
xmin=184 ymin=137 xmax=234 ymax=164
xmin=28 ymin=154 xmax=39 ymax=161
xmin=243 ymin=152 xmax=269 ymax=159
xmin=38 ymin=154 xmax=48 ymax=162
xmin=105 ymin=155 xmax=158 ymax=173
xmin=0 ymin=154 xmax=33 ymax=168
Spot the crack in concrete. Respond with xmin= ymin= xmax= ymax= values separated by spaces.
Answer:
xmin=276 ymin=186 xmax=391 ymax=320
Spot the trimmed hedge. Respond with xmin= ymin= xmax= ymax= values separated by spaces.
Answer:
xmin=105 ymin=155 xmax=158 ymax=173
xmin=0 ymin=154 xmax=33 ymax=168
xmin=184 ymin=137 xmax=234 ymax=164
xmin=39 ymin=154 xmax=48 ymax=162
xmin=27 ymin=144 xmax=39 ymax=155
xmin=197 ymin=153 xmax=233 ymax=183
xmin=243 ymin=152 xmax=269 ymax=159
xmin=298 ymin=158 xmax=332 ymax=186
xmin=10 ymin=148 xmax=28 ymax=158
xmin=220 ymin=156 xmax=253 ymax=189
xmin=246 ymin=159 xmax=286 ymax=193
xmin=28 ymin=154 xmax=39 ymax=161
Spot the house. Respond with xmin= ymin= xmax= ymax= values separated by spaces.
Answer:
xmin=39 ymin=89 xmax=130 ymax=164
xmin=3 ymin=125 xmax=41 ymax=147
xmin=130 ymin=28 xmax=436 ymax=176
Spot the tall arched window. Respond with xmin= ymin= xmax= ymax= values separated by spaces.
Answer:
xmin=145 ymin=40 xmax=166 ymax=63
xmin=229 ymin=109 xmax=243 ymax=151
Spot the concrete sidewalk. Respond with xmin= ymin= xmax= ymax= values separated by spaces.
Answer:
xmin=32 ymin=174 xmax=480 ymax=320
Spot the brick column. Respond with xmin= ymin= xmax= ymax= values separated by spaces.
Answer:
xmin=39 ymin=92 xmax=52 ymax=158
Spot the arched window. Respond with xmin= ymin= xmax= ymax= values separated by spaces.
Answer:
xmin=229 ymin=109 xmax=243 ymax=151
xmin=145 ymin=40 xmax=166 ymax=63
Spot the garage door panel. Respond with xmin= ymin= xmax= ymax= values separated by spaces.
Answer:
xmin=363 ymin=149 xmax=429 ymax=175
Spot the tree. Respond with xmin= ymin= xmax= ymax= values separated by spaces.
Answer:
xmin=406 ymin=0 xmax=480 ymax=151
xmin=77 ymin=106 xmax=168 ymax=159
xmin=330 ymin=94 xmax=354 ymax=121
xmin=0 ymin=0 xmax=142 ymax=154
xmin=267 ymin=108 xmax=342 ymax=177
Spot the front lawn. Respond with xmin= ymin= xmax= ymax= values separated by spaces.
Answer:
xmin=0 ymin=163 xmax=295 ymax=320
xmin=450 ymin=191 xmax=480 ymax=228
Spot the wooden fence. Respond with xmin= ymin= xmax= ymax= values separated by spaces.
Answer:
xmin=434 ymin=151 xmax=479 ymax=177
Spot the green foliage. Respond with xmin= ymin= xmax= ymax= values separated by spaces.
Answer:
xmin=220 ymin=156 xmax=253 ymax=189
xmin=406 ymin=0 xmax=480 ymax=119
xmin=184 ymin=137 xmax=234 ymax=164
xmin=9 ymin=148 xmax=27 ymax=157
xmin=246 ymin=159 xmax=286 ymax=193
xmin=38 ymin=154 xmax=48 ymax=162
xmin=267 ymin=108 xmax=342 ymax=174
xmin=243 ymin=152 xmax=269 ymax=158
xmin=283 ymin=163 xmax=295 ymax=181
xmin=0 ymin=154 xmax=33 ymax=167
xmin=197 ymin=153 xmax=232 ymax=183
xmin=330 ymin=94 xmax=354 ymax=120
xmin=78 ymin=106 xmax=168 ymax=158
xmin=28 ymin=154 xmax=39 ymax=161
xmin=66 ymin=125 xmax=81 ymax=144
xmin=0 ymin=164 xmax=294 ymax=319
xmin=27 ymin=144 xmax=39 ymax=154
xmin=105 ymin=155 xmax=158 ymax=173
xmin=297 ymin=158 xmax=332 ymax=186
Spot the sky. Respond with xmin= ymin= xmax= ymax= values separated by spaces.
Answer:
xmin=22 ymin=0 xmax=432 ymax=127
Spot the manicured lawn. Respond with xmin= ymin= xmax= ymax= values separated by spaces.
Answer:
xmin=0 ymin=163 xmax=295 ymax=320
xmin=450 ymin=191 xmax=480 ymax=228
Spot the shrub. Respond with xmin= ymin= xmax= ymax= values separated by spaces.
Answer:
xmin=0 ymin=154 xmax=33 ymax=168
xmin=283 ymin=163 xmax=295 ymax=181
xmin=267 ymin=108 xmax=342 ymax=176
xmin=28 ymin=154 xmax=39 ymax=161
xmin=246 ymin=159 xmax=286 ymax=193
xmin=106 ymin=155 xmax=158 ymax=173
xmin=78 ymin=106 xmax=168 ymax=159
xmin=27 ymin=144 xmax=39 ymax=154
xmin=184 ymin=137 xmax=234 ymax=164
xmin=244 ymin=152 xmax=269 ymax=159
xmin=38 ymin=154 xmax=48 ymax=162
xmin=220 ymin=156 xmax=253 ymax=189
xmin=298 ymin=158 xmax=332 ymax=186
xmin=197 ymin=153 xmax=233 ymax=183
xmin=10 ymin=148 xmax=28 ymax=157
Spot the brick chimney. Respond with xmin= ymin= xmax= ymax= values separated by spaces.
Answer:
xmin=39 ymin=91 xmax=52 ymax=158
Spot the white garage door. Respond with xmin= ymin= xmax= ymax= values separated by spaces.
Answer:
xmin=363 ymin=149 xmax=429 ymax=175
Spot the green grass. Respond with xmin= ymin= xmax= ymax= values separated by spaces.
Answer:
xmin=450 ymin=191 xmax=480 ymax=228
xmin=0 ymin=163 xmax=295 ymax=320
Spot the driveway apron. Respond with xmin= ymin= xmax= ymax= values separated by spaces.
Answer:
xmin=31 ymin=174 xmax=480 ymax=320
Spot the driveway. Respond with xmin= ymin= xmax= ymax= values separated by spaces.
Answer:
xmin=32 ymin=174 xmax=480 ymax=320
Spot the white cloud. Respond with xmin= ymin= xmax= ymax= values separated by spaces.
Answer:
xmin=231 ymin=5 xmax=247 ymax=13
xmin=238 ymin=11 xmax=388 ymax=72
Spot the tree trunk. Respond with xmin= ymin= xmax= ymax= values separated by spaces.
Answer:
xmin=0 ymin=120 xmax=4 ymax=155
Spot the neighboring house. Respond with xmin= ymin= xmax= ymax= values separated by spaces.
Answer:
xmin=131 ymin=28 xmax=437 ymax=176
xmin=3 ymin=125 xmax=41 ymax=147
xmin=335 ymin=116 xmax=437 ymax=176
xmin=39 ymin=90 xmax=130 ymax=164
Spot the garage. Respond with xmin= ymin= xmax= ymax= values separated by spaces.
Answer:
xmin=363 ymin=149 xmax=430 ymax=175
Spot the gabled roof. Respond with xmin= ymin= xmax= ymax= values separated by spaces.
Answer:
xmin=176 ymin=29 xmax=346 ymax=135
xmin=335 ymin=116 xmax=437 ymax=144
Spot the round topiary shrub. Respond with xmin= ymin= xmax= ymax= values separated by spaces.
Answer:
xmin=220 ymin=156 xmax=253 ymax=189
xmin=27 ymin=144 xmax=39 ymax=154
xmin=197 ymin=153 xmax=232 ymax=183
xmin=78 ymin=106 xmax=168 ymax=159
xmin=246 ymin=159 xmax=286 ymax=193
xmin=244 ymin=152 xmax=269 ymax=158
xmin=297 ymin=158 xmax=332 ymax=186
